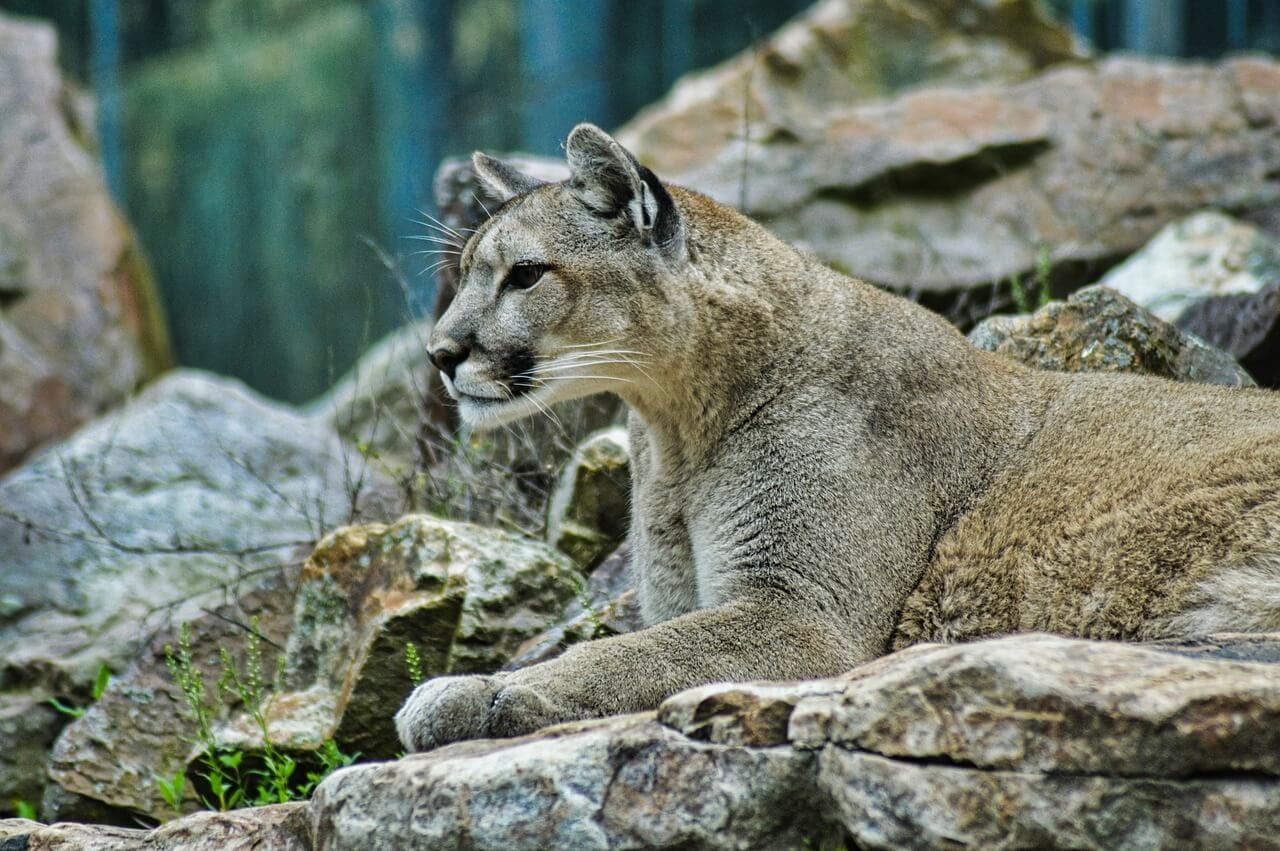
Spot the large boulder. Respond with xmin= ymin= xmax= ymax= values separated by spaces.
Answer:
xmin=622 ymin=49 xmax=1280 ymax=315
xmin=42 ymin=574 xmax=296 ymax=823
xmin=0 ymin=369 xmax=397 ymax=811
xmin=1099 ymin=211 xmax=1280 ymax=323
xmin=620 ymin=0 xmax=1083 ymax=182
xmin=305 ymin=632 xmax=1280 ymax=850
xmin=0 ymin=13 xmax=170 ymax=475
xmin=969 ymin=285 xmax=1256 ymax=387
xmin=307 ymin=318 xmax=435 ymax=479
xmin=216 ymin=515 xmax=585 ymax=763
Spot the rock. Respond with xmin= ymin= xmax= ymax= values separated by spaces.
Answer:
xmin=969 ymin=286 xmax=1256 ymax=387
xmin=305 ymin=633 xmax=1280 ymax=850
xmin=0 ymin=802 xmax=311 ymax=850
xmin=820 ymin=751 xmax=1280 ymax=851
xmin=0 ymin=693 xmax=62 ymax=812
xmin=546 ymin=427 xmax=631 ymax=571
xmin=310 ymin=715 xmax=839 ymax=851
xmin=307 ymin=319 xmax=434 ymax=477
xmin=0 ymin=14 xmax=171 ymax=475
xmin=43 ymin=574 xmax=296 ymax=823
xmin=621 ymin=48 xmax=1280 ymax=313
xmin=621 ymin=0 xmax=1082 ymax=181
xmin=506 ymin=544 xmax=643 ymax=669
xmin=1099 ymin=211 xmax=1280 ymax=323
xmin=783 ymin=634 xmax=1280 ymax=776
xmin=1178 ymin=281 xmax=1280 ymax=388
xmin=0 ymin=370 xmax=396 ymax=809
xmin=224 ymin=515 xmax=584 ymax=763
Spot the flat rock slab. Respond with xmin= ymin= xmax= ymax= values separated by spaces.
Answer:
xmin=625 ymin=49 xmax=1280 ymax=300
xmin=303 ymin=633 xmax=1280 ymax=849
xmin=0 ymin=802 xmax=310 ymax=850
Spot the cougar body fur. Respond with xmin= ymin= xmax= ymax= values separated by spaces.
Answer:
xmin=396 ymin=124 xmax=1280 ymax=752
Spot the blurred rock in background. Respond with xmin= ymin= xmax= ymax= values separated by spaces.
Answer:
xmin=0 ymin=14 xmax=169 ymax=476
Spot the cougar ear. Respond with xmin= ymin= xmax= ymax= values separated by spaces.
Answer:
xmin=564 ymin=123 xmax=680 ymax=248
xmin=472 ymin=153 xmax=548 ymax=202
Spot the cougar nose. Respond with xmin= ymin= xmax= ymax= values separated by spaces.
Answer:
xmin=429 ymin=341 xmax=468 ymax=380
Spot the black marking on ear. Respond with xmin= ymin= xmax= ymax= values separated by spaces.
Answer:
xmin=637 ymin=164 xmax=679 ymax=247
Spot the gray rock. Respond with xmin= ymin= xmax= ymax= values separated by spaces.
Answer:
xmin=505 ymin=543 xmax=642 ymax=670
xmin=0 ymin=13 xmax=170 ymax=475
xmin=310 ymin=716 xmax=838 ymax=851
xmin=784 ymin=633 xmax=1280 ymax=777
xmin=0 ymin=693 xmax=62 ymax=812
xmin=0 ymin=802 xmax=311 ymax=850
xmin=969 ymin=286 xmax=1256 ymax=387
xmin=43 ymin=574 xmax=296 ymax=823
xmin=308 ymin=319 xmax=434 ymax=478
xmin=1179 ymin=281 xmax=1280 ymax=389
xmin=622 ymin=46 xmax=1280 ymax=309
xmin=546 ymin=426 xmax=631 ymax=571
xmin=1099 ymin=211 xmax=1280 ymax=322
xmin=821 ymin=750 xmax=1280 ymax=851
xmin=220 ymin=514 xmax=585 ymax=762
xmin=0 ymin=369 xmax=396 ymax=808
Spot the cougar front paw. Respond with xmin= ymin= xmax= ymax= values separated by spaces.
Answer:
xmin=394 ymin=674 xmax=568 ymax=752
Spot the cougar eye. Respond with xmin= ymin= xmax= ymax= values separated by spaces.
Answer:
xmin=501 ymin=263 xmax=547 ymax=292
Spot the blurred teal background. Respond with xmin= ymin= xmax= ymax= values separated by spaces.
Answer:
xmin=1 ymin=0 xmax=1278 ymax=401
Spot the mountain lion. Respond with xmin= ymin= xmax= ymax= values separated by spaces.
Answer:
xmin=396 ymin=123 xmax=1280 ymax=752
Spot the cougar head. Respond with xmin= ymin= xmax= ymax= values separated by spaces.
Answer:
xmin=428 ymin=124 xmax=685 ymax=429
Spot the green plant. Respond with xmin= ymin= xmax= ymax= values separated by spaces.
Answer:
xmin=1009 ymin=244 xmax=1054 ymax=314
xmin=12 ymin=799 xmax=37 ymax=820
xmin=47 ymin=662 xmax=111 ymax=718
xmin=404 ymin=641 xmax=426 ymax=686
xmin=155 ymin=769 xmax=185 ymax=812
xmin=163 ymin=621 xmax=356 ymax=813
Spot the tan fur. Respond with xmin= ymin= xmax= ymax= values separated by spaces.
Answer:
xmin=395 ymin=124 xmax=1280 ymax=752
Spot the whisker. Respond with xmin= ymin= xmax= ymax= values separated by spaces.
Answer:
xmin=472 ymin=193 xmax=494 ymax=220
xmin=538 ymin=374 xmax=635 ymax=384
xmin=559 ymin=337 xmax=625 ymax=349
xmin=415 ymin=209 xmax=465 ymax=240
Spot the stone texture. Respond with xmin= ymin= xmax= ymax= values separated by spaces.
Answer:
xmin=622 ymin=51 xmax=1280 ymax=311
xmin=43 ymin=575 xmax=296 ymax=823
xmin=308 ymin=319 xmax=434 ymax=478
xmin=0 ymin=370 xmax=396 ymax=809
xmin=506 ymin=544 xmax=642 ymax=670
xmin=0 ymin=802 xmax=310 ymax=850
xmin=0 ymin=693 xmax=62 ymax=812
xmin=1099 ymin=211 xmax=1280 ymax=322
xmin=784 ymin=634 xmax=1280 ymax=777
xmin=0 ymin=13 xmax=170 ymax=475
xmin=310 ymin=716 xmax=839 ymax=851
xmin=546 ymin=427 xmax=631 ymax=571
xmin=621 ymin=0 xmax=1083 ymax=184
xmin=969 ymin=286 xmax=1256 ymax=387
xmin=1179 ymin=280 xmax=1280 ymax=389
xmin=305 ymin=633 xmax=1280 ymax=850
xmin=222 ymin=515 xmax=584 ymax=763
xmin=821 ymin=750 xmax=1280 ymax=851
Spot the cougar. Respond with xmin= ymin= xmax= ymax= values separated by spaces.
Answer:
xmin=396 ymin=123 xmax=1280 ymax=752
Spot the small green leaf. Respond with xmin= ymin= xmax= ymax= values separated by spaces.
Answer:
xmin=46 ymin=697 xmax=85 ymax=718
xmin=91 ymin=663 xmax=112 ymax=700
